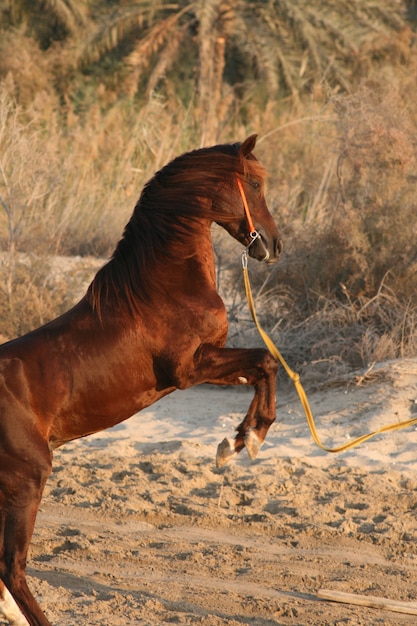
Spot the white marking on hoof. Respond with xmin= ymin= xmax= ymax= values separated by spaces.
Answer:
xmin=238 ymin=376 xmax=248 ymax=384
xmin=245 ymin=429 xmax=262 ymax=460
xmin=0 ymin=587 xmax=30 ymax=625
xmin=216 ymin=437 xmax=237 ymax=468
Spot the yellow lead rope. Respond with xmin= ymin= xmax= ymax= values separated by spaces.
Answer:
xmin=242 ymin=253 xmax=417 ymax=453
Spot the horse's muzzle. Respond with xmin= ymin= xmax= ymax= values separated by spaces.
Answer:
xmin=249 ymin=234 xmax=282 ymax=264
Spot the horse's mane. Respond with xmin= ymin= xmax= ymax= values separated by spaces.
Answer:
xmin=86 ymin=141 xmax=266 ymax=317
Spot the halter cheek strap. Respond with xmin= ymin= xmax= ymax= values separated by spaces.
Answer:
xmin=236 ymin=177 xmax=259 ymax=243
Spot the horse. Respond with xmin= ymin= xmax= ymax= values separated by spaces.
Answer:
xmin=0 ymin=134 xmax=281 ymax=625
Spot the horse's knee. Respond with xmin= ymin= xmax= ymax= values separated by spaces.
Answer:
xmin=0 ymin=413 xmax=52 ymax=479
xmin=0 ymin=463 xmax=50 ymax=512
xmin=258 ymin=350 xmax=278 ymax=378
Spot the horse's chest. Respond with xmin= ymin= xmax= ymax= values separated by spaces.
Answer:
xmin=195 ymin=304 xmax=228 ymax=344
xmin=160 ymin=297 xmax=228 ymax=346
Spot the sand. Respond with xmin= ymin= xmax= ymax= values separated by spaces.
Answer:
xmin=8 ymin=357 xmax=417 ymax=625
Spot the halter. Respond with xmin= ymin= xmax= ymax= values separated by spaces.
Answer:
xmin=236 ymin=175 xmax=272 ymax=268
xmin=236 ymin=177 xmax=260 ymax=245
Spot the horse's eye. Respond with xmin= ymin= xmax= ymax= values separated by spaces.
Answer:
xmin=250 ymin=180 xmax=260 ymax=190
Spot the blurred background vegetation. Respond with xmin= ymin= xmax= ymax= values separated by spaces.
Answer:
xmin=0 ymin=0 xmax=417 ymax=383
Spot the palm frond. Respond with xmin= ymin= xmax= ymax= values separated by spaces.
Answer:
xmin=127 ymin=7 xmax=190 ymax=70
xmin=145 ymin=29 xmax=184 ymax=96
xmin=123 ymin=7 xmax=192 ymax=96
xmin=80 ymin=8 xmax=150 ymax=67
xmin=8 ymin=0 xmax=86 ymax=33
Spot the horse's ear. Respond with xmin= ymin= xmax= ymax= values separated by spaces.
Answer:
xmin=239 ymin=134 xmax=257 ymax=157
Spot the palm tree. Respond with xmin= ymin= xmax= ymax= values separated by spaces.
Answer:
xmin=1 ymin=1 xmax=412 ymax=141
xmin=75 ymin=0 xmax=411 ymax=141
xmin=78 ymin=0 xmax=227 ymax=142
xmin=4 ymin=0 xmax=87 ymax=47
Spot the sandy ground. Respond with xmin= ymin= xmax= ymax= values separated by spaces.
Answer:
xmin=6 ymin=358 xmax=417 ymax=625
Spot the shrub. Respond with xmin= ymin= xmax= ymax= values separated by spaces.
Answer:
xmin=240 ymin=73 xmax=417 ymax=378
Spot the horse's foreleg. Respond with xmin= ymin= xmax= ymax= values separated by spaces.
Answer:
xmin=215 ymin=390 xmax=260 ymax=466
xmin=190 ymin=346 xmax=278 ymax=466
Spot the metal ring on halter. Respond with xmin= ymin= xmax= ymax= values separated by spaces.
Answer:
xmin=242 ymin=230 xmax=261 ymax=268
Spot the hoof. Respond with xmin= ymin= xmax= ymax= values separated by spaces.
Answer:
xmin=216 ymin=437 xmax=237 ymax=468
xmin=245 ymin=429 xmax=262 ymax=460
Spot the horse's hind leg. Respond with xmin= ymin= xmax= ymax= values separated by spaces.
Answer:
xmin=1 ymin=494 xmax=52 ymax=626
xmin=0 ymin=580 xmax=30 ymax=625
xmin=0 ymin=479 xmax=52 ymax=626
xmin=0 ymin=440 xmax=52 ymax=626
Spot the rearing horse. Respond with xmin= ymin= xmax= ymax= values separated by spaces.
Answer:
xmin=0 ymin=134 xmax=281 ymax=625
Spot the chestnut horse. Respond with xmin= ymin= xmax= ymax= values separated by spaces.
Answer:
xmin=0 ymin=134 xmax=281 ymax=625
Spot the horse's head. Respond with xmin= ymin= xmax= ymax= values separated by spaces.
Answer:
xmin=216 ymin=135 xmax=282 ymax=264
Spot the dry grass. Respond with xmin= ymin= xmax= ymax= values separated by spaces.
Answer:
xmin=0 ymin=87 xmax=206 ymax=335
xmin=231 ymin=71 xmax=417 ymax=381
xmin=1 ymin=65 xmax=417 ymax=378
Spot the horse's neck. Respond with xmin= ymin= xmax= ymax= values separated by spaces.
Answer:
xmin=167 ymin=226 xmax=217 ymax=292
